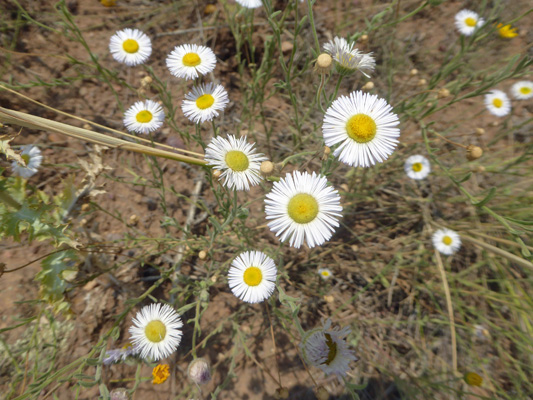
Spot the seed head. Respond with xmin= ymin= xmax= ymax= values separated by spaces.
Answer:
xmin=188 ymin=358 xmax=211 ymax=385
xmin=466 ymin=145 xmax=483 ymax=161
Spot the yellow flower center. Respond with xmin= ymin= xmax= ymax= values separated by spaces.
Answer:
xmin=520 ymin=87 xmax=532 ymax=95
xmin=442 ymin=236 xmax=452 ymax=246
xmin=346 ymin=114 xmax=377 ymax=143
xmin=322 ymin=333 xmax=338 ymax=366
xmin=21 ymin=154 xmax=31 ymax=165
xmin=492 ymin=98 xmax=503 ymax=108
xmin=225 ymin=150 xmax=249 ymax=172
xmin=243 ymin=266 xmax=263 ymax=286
xmin=196 ymin=94 xmax=215 ymax=110
xmin=464 ymin=372 xmax=483 ymax=387
xmin=136 ymin=110 xmax=153 ymax=123
xmin=287 ymin=193 xmax=319 ymax=224
xmin=152 ymin=364 xmax=170 ymax=385
xmin=182 ymin=52 xmax=201 ymax=67
xmin=412 ymin=162 xmax=423 ymax=172
xmin=145 ymin=320 xmax=167 ymax=343
xmin=321 ymin=271 xmax=330 ymax=277
xmin=122 ymin=39 xmax=139 ymax=54
xmin=465 ymin=17 xmax=477 ymax=27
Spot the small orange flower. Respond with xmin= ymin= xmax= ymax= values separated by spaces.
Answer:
xmin=464 ymin=372 xmax=483 ymax=387
xmin=496 ymin=23 xmax=518 ymax=39
xmin=152 ymin=364 xmax=170 ymax=384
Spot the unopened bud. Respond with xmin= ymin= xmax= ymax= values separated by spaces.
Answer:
xmin=128 ymin=214 xmax=139 ymax=226
xmin=315 ymin=53 xmax=333 ymax=74
xmin=188 ymin=358 xmax=211 ymax=385
xmin=81 ymin=203 xmax=90 ymax=212
xmin=274 ymin=387 xmax=289 ymax=399
xmin=466 ymin=145 xmax=483 ymax=161
xmin=417 ymin=78 xmax=427 ymax=87
xmin=198 ymin=250 xmax=207 ymax=260
xmin=362 ymin=81 xmax=375 ymax=90
xmin=260 ymin=161 xmax=274 ymax=176
xmin=140 ymin=76 xmax=152 ymax=88
xmin=475 ymin=127 xmax=485 ymax=136
xmin=360 ymin=34 xmax=369 ymax=42
xmin=323 ymin=146 xmax=331 ymax=156
xmin=316 ymin=386 xmax=330 ymax=400
xmin=470 ymin=165 xmax=485 ymax=173
xmin=83 ymin=123 xmax=93 ymax=130
xmin=410 ymin=68 xmax=418 ymax=76
xmin=437 ymin=88 xmax=450 ymax=98
xmin=489 ymin=121 xmax=499 ymax=127
xmin=204 ymin=4 xmax=216 ymax=14
xmin=212 ymin=169 xmax=222 ymax=179
xmin=110 ymin=388 xmax=130 ymax=400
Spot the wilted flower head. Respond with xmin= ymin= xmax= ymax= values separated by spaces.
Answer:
xmin=323 ymin=37 xmax=375 ymax=77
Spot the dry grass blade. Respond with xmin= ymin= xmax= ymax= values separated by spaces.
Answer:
xmin=0 ymin=107 xmax=207 ymax=166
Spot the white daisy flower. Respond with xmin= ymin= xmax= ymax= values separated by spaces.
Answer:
xmin=454 ymin=10 xmax=484 ymax=36
xmin=181 ymin=83 xmax=229 ymax=124
xmin=264 ymin=171 xmax=343 ymax=249
xmin=166 ymin=44 xmax=217 ymax=80
xmin=11 ymin=145 xmax=43 ymax=179
xmin=323 ymin=37 xmax=375 ymax=77
xmin=109 ymin=28 xmax=152 ymax=66
xmin=322 ymin=91 xmax=400 ymax=168
xmin=129 ymin=303 xmax=183 ymax=361
xmin=511 ymin=81 xmax=533 ymax=100
xmin=300 ymin=319 xmax=357 ymax=378
xmin=404 ymin=155 xmax=431 ymax=180
xmin=123 ymin=100 xmax=165 ymax=134
xmin=204 ymin=134 xmax=267 ymax=191
xmin=228 ymin=251 xmax=277 ymax=303
xmin=484 ymin=90 xmax=511 ymax=117
xmin=432 ymin=229 xmax=461 ymax=255
xmin=318 ymin=268 xmax=333 ymax=280
xmin=236 ymin=0 xmax=262 ymax=8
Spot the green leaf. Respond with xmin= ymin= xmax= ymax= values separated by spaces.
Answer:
xmin=36 ymin=249 xmax=79 ymax=306
xmin=472 ymin=187 xmax=496 ymax=207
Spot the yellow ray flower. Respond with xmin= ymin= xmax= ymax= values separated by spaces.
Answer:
xmin=497 ymin=23 xmax=518 ymax=39
xmin=152 ymin=364 xmax=170 ymax=384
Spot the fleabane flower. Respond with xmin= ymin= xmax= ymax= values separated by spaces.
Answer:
xmin=300 ymin=319 xmax=357 ymax=378
xmin=236 ymin=0 xmax=262 ymax=8
xmin=404 ymin=155 xmax=431 ymax=180
xmin=228 ymin=251 xmax=277 ymax=303
xmin=322 ymin=91 xmax=400 ymax=168
xmin=455 ymin=10 xmax=484 ymax=36
xmin=166 ymin=44 xmax=216 ymax=80
xmin=103 ymin=344 xmax=140 ymax=365
xmin=484 ymin=90 xmax=511 ymax=117
xmin=123 ymin=100 xmax=165 ymax=134
xmin=109 ymin=28 xmax=152 ymax=66
xmin=204 ymin=135 xmax=267 ymax=191
xmin=432 ymin=229 xmax=461 ymax=255
xmin=11 ymin=145 xmax=42 ymax=179
xmin=511 ymin=81 xmax=533 ymax=100
xmin=318 ymin=268 xmax=333 ymax=280
xmin=264 ymin=171 xmax=343 ymax=249
xmin=323 ymin=37 xmax=375 ymax=77
xmin=129 ymin=303 xmax=183 ymax=361
xmin=181 ymin=83 xmax=229 ymax=124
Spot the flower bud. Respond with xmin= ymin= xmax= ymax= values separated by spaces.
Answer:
xmin=417 ymin=78 xmax=427 ymax=87
xmin=437 ymin=88 xmax=450 ymax=98
xmin=212 ymin=169 xmax=222 ymax=179
xmin=315 ymin=386 xmax=330 ymax=400
xmin=466 ymin=145 xmax=483 ymax=161
xmin=198 ymin=250 xmax=207 ymax=260
xmin=260 ymin=161 xmax=275 ymax=176
xmin=475 ymin=127 xmax=485 ymax=136
xmin=362 ymin=81 xmax=375 ymax=90
xmin=204 ymin=4 xmax=216 ymax=14
xmin=110 ymin=388 xmax=130 ymax=400
xmin=188 ymin=358 xmax=211 ymax=385
xmin=274 ymin=387 xmax=289 ymax=399
xmin=360 ymin=34 xmax=369 ymax=42
xmin=410 ymin=68 xmax=418 ymax=76
xmin=315 ymin=53 xmax=333 ymax=74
